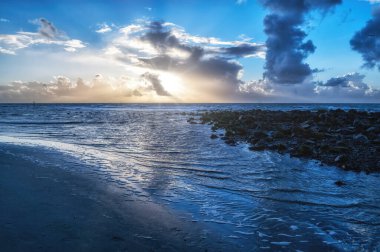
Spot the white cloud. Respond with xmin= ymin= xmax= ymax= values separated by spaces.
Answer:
xmin=0 ymin=18 xmax=9 ymax=22
xmin=314 ymin=72 xmax=380 ymax=101
xmin=0 ymin=47 xmax=15 ymax=55
xmin=96 ymin=23 xmax=112 ymax=33
xmin=0 ymin=18 xmax=86 ymax=55
xmin=0 ymin=74 xmax=180 ymax=102
xmin=240 ymin=73 xmax=380 ymax=102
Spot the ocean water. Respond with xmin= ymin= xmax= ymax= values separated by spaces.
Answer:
xmin=0 ymin=103 xmax=379 ymax=251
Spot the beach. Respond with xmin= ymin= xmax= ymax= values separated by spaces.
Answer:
xmin=0 ymin=143 xmax=230 ymax=251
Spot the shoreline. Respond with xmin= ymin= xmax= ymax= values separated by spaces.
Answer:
xmin=0 ymin=143 xmax=230 ymax=251
xmin=196 ymin=109 xmax=380 ymax=173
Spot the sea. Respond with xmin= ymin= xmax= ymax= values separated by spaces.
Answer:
xmin=0 ymin=103 xmax=379 ymax=251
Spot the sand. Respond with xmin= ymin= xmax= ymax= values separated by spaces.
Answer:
xmin=0 ymin=143 xmax=229 ymax=252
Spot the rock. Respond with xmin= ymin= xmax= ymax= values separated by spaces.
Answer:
xmin=366 ymin=126 xmax=377 ymax=133
xmin=336 ymin=128 xmax=355 ymax=135
xmin=276 ymin=143 xmax=287 ymax=152
xmin=300 ymin=121 xmax=311 ymax=129
xmin=296 ymin=145 xmax=313 ymax=156
xmin=225 ymin=138 xmax=236 ymax=146
xmin=334 ymin=180 xmax=346 ymax=186
xmin=327 ymin=146 xmax=349 ymax=154
xmin=320 ymin=145 xmax=330 ymax=152
xmin=225 ymin=130 xmax=233 ymax=137
xmin=318 ymin=112 xmax=327 ymax=121
xmin=334 ymin=154 xmax=348 ymax=164
xmin=196 ymin=109 xmax=380 ymax=172
xmin=187 ymin=117 xmax=197 ymax=124
xmin=353 ymin=133 xmax=369 ymax=144
xmin=305 ymin=140 xmax=316 ymax=145
xmin=253 ymin=131 xmax=267 ymax=139
xmin=210 ymin=134 xmax=218 ymax=139
xmin=249 ymin=145 xmax=266 ymax=151
xmin=249 ymin=139 xmax=267 ymax=151
xmin=353 ymin=119 xmax=370 ymax=131
xmin=236 ymin=128 xmax=248 ymax=136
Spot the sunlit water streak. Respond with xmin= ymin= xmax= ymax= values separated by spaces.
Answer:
xmin=0 ymin=103 xmax=379 ymax=251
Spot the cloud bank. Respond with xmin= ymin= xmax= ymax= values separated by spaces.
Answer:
xmin=315 ymin=72 xmax=380 ymax=101
xmin=0 ymin=74 xmax=178 ymax=103
xmin=0 ymin=13 xmax=379 ymax=103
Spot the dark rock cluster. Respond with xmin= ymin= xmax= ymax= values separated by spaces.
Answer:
xmin=198 ymin=109 xmax=380 ymax=173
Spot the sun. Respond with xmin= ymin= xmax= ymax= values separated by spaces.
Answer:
xmin=159 ymin=72 xmax=185 ymax=96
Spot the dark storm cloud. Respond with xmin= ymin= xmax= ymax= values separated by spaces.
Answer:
xmin=141 ymin=72 xmax=171 ymax=96
xmin=139 ymin=55 xmax=178 ymax=70
xmin=193 ymin=57 xmax=244 ymax=85
xmin=140 ymin=21 xmax=264 ymax=59
xmin=260 ymin=0 xmax=341 ymax=84
xmin=350 ymin=7 xmax=380 ymax=71
xmin=141 ymin=21 xmax=182 ymax=52
xmin=38 ymin=18 xmax=58 ymax=39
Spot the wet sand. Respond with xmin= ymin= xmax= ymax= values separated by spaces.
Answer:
xmin=0 ymin=144 xmax=228 ymax=252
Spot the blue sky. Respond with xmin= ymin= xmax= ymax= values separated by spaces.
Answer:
xmin=0 ymin=0 xmax=379 ymax=102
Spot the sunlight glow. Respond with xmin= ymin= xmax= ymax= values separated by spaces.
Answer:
xmin=159 ymin=72 xmax=184 ymax=96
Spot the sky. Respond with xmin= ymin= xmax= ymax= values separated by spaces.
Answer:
xmin=0 ymin=0 xmax=379 ymax=103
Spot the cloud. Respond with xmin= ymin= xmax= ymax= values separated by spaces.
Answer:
xmin=0 ymin=18 xmax=85 ymax=55
xmin=0 ymin=18 xmax=9 ymax=22
xmin=365 ymin=0 xmax=380 ymax=3
xmin=350 ymin=7 xmax=380 ymax=70
xmin=239 ymin=72 xmax=380 ymax=102
xmin=260 ymin=0 xmax=342 ymax=84
xmin=96 ymin=23 xmax=112 ymax=33
xmin=0 ymin=74 xmax=177 ymax=103
xmin=2 ymin=18 xmax=377 ymax=103
xmin=141 ymin=72 xmax=171 ymax=96
xmin=315 ymin=72 xmax=380 ymax=101
xmin=104 ymin=20 xmax=265 ymax=99
xmin=37 ymin=18 xmax=58 ymax=39
xmin=220 ymin=43 xmax=266 ymax=58
xmin=319 ymin=72 xmax=365 ymax=87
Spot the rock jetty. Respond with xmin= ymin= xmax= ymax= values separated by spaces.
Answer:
xmin=198 ymin=109 xmax=380 ymax=173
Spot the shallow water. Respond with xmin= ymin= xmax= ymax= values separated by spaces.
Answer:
xmin=0 ymin=103 xmax=379 ymax=251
